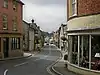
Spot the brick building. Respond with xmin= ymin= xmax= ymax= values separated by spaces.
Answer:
xmin=0 ymin=0 xmax=24 ymax=59
xmin=67 ymin=0 xmax=100 ymax=75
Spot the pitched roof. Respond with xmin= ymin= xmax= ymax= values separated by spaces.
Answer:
xmin=16 ymin=0 xmax=24 ymax=5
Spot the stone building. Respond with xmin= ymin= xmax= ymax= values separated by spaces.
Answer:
xmin=22 ymin=21 xmax=29 ymax=51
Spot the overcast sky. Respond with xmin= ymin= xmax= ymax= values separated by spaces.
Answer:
xmin=22 ymin=0 xmax=67 ymax=33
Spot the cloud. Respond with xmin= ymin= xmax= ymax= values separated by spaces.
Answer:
xmin=22 ymin=0 xmax=66 ymax=5
xmin=22 ymin=0 xmax=67 ymax=32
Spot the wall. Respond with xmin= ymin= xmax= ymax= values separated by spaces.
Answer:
xmin=78 ymin=0 xmax=100 ymax=16
xmin=29 ymin=29 xmax=35 ymax=51
xmin=22 ymin=21 xmax=29 ymax=50
xmin=67 ymin=14 xmax=100 ymax=31
xmin=67 ymin=0 xmax=100 ymax=20
xmin=0 ymin=0 xmax=23 ymax=33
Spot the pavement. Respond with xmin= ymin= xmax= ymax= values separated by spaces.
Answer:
xmin=52 ymin=58 xmax=78 ymax=75
xmin=51 ymin=47 xmax=78 ymax=75
xmin=0 ymin=52 xmax=32 ymax=61
xmin=0 ymin=50 xmax=41 ymax=61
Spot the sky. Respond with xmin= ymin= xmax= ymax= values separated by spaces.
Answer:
xmin=21 ymin=0 xmax=67 ymax=33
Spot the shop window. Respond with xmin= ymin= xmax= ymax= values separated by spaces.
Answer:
xmin=2 ymin=14 xmax=8 ymax=30
xmin=17 ymin=38 xmax=20 ymax=49
xmin=4 ymin=0 xmax=8 ymax=8
xmin=11 ymin=38 xmax=20 ymax=50
xmin=72 ymin=36 xmax=78 ymax=65
xmin=91 ymin=35 xmax=100 ymax=70
xmin=79 ymin=36 xmax=89 ymax=69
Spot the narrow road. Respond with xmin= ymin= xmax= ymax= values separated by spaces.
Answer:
xmin=0 ymin=45 xmax=61 ymax=75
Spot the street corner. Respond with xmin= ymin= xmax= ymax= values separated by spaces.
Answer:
xmin=0 ymin=53 xmax=32 ymax=61
xmin=23 ymin=53 xmax=32 ymax=58
xmin=51 ymin=59 xmax=65 ymax=75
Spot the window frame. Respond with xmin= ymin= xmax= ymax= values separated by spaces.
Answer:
xmin=72 ymin=0 xmax=77 ymax=16
xmin=12 ymin=0 xmax=18 ymax=11
xmin=11 ymin=37 xmax=20 ymax=50
xmin=2 ymin=14 xmax=8 ymax=30
xmin=12 ymin=16 xmax=17 ymax=31
xmin=3 ymin=0 xmax=8 ymax=8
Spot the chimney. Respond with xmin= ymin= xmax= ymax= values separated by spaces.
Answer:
xmin=37 ymin=26 xmax=40 ymax=30
xmin=31 ymin=19 xmax=34 ymax=23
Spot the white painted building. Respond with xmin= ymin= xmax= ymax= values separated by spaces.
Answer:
xmin=59 ymin=24 xmax=68 ymax=51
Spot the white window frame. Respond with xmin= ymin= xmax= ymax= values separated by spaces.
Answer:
xmin=72 ymin=0 xmax=77 ymax=16
xmin=4 ymin=0 xmax=8 ymax=8
xmin=2 ymin=14 xmax=8 ymax=30
xmin=13 ymin=16 xmax=17 ymax=31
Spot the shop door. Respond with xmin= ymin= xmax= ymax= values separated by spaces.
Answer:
xmin=3 ymin=38 xmax=9 ymax=58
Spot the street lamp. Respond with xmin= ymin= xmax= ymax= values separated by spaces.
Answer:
xmin=61 ymin=35 xmax=67 ymax=41
xmin=61 ymin=34 xmax=67 ymax=51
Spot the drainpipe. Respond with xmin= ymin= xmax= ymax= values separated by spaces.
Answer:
xmin=89 ymin=35 xmax=91 ymax=69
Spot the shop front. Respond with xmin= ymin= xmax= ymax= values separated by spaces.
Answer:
xmin=0 ymin=33 xmax=23 ymax=59
xmin=67 ymin=30 xmax=100 ymax=75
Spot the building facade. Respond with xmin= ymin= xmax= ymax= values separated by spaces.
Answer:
xmin=67 ymin=0 xmax=100 ymax=75
xmin=29 ymin=20 xmax=44 ymax=51
xmin=59 ymin=24 xmax=67 ymax=50
xmin=23 ymin=20 xmax=44 ymax=51
xmin=53 ymin=31 xmax=59 ymax=46
xmin=29 ymin=20 xmax=35 ymax=51
xmin=0 ymin=0 xmax=24 ymax=59
xmin=22 ymin=21 xmax=29 ymax=51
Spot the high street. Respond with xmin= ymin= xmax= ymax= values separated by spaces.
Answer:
xmin=0 ymin=45 xmax=61 ymax=75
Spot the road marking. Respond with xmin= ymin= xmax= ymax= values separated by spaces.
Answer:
xmin=34 ymin=58 xmax=40 ymax=61
xmin=14 ymin=62 xmax=28 ymax=67
xmin=4 ymin=69 xmax=8 ymax=75
xmin=44 ymin=55 xmax=48 ymax=57
xmin=47 ymin=66 xmax=55 ymax=75
xmin=46 ymin=49 xmax=63 ymax=75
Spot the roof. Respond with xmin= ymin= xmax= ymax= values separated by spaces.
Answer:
xmin=23 ymin=20 xmax=30 ymax=25
xmin=16 ymin=0 xmax=24 ymax=5
xmin=61 ymin=24 xmax=67 ymax=27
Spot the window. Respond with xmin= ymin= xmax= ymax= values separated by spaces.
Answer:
xmin=71 ymin=36 xmax=78 ymax=65
xmin=79 ymin=36 xmax=89 ymax=69
xmin=12 ymin=16 xmax=17 ymax=31
xmin=2 ymin=14 xmax=8 ymax=30
xmin=11 ymin=38 xmax=20 ymax=50
xmin=72 ymin=0 xmax=77 ymax=16
xmin=70 ymin=35 xmax=90 ymax=68
xmin=4 ymin=0 xmax=8 ymax=8
xmin=91 ymin=35 xmax=100 ymax=70
xmin=17 ymin=38 xmax=20 ymax=49
xmin=13 ymin=0 xmax=17 ymax=11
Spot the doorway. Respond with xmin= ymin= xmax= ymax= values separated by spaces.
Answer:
xmin=3 ymin=38 xmax=9 ymax=58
